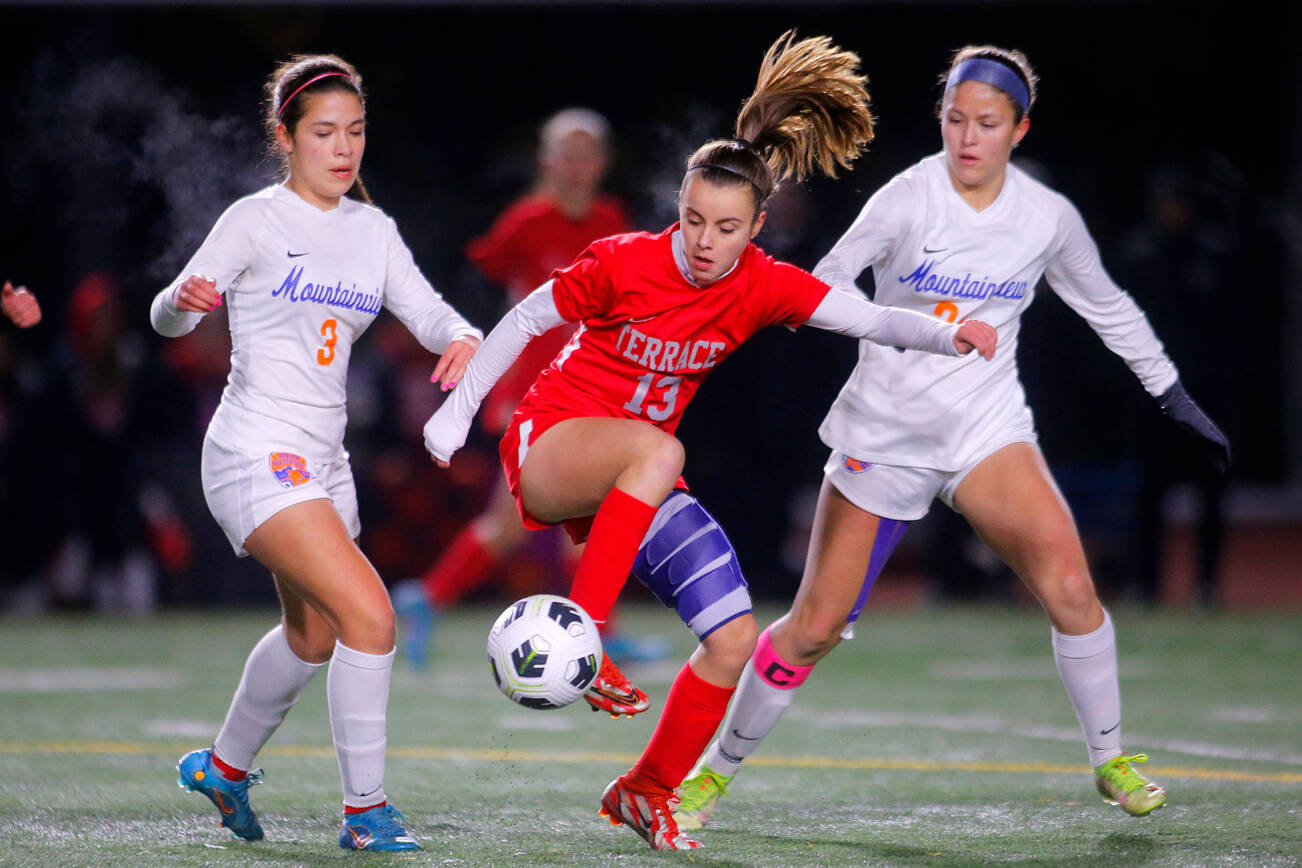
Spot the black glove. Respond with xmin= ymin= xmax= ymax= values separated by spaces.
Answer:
xmin=1157 ymin=380 xmax=1231 ymax=472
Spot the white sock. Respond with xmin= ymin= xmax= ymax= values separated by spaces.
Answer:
xmin=703 ymin=660 xmax=799 ymax=776
xmin=328 ymin=640 xmax=394 ymax=809
xmin=213 ymin=624 xmax=324 ymax=772
xmin=1052 ymin=608 xmax=1123 ymax=769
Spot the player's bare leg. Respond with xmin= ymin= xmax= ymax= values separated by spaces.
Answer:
xmin=274 ymin=574 xmax=338 ymax=664
xmin=770 ymin=480 xmax=892 ymax=665
xmin=245 ymin=499 xmax=394 ymax=654
xmin=522 ymin=417 xmax=684 ymax=717
xmin=245 ymin=500 xmax=421 ymax=846
xmin=956 ymin=442 xmax=1165 ymax=815
xmin=677 ymin=481 xmax=901 ymax=828
xmin=955 ymin=443 xmax=1100 ymax=634
xmin=520 ymin=417 xmax=684 ymax=523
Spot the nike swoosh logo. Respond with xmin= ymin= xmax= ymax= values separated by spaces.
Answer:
xmin=1099 ymin=722 xmax=1120 ymax=735
xmin=730 ymin=728 xmax=761 ymax=741
xmin=287 ymin=251 xmax=309 ymax=258
xmin=357 ymin=786 xmax=382 ymax=799
xmin=628 ymin=315 xmax=657 ymax=324
xmin=922 ymin=246 xmax=947 ymax=254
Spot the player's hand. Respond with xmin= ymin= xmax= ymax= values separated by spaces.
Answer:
xmin=954 ymin=320 xmax=997 ymax=360
xmin=1158 ymin=380 xmax=1231 ymax=472
xmin=2 ymin=281 xmax=41 ymax=328
xmin=173 ymin=275 xmax=222 ymax=313
xmin=423 ymin=406 xmax=467 ymax=469
xmin=430 ymin=334 xmax=481 ymax=392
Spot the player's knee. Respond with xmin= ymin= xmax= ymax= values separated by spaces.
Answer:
xmin=699 ymin=616 xmax=759 ymax=675
xmin=337 ymin=595 xmax=396 ymax=652
xmin=788 ymin=611 xmax=844 ymax=662
xmin=638 ymin=432 xmax=685 ymax=484
xmin=1052 ymin=566 xmax=1097 ymax=614
xmin=1026 ymin=544 xmax=1092 ymax=596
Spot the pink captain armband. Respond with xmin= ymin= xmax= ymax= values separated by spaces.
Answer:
xmin=752 ymin=626 xmax=813 ymax=690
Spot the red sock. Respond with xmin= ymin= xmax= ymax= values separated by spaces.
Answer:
xmin=626 ymin=663 xmax=735 ymax=794
xmin=568 ymin=488 xmax=657 ymax=624
xmin=423 ymin=524 xmax=496 ymax=607
xmin=210 ymin=751 xmax=247 ymax=782
xmin=344 ymin=800 xmax=387 ymax=815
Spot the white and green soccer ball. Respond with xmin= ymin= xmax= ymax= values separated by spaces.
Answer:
xmin=486 ymin=594 xmax=603 ymax=709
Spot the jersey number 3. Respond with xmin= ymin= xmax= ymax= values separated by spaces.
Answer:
xmin=317 ymin=318 xmax=339 ymax=366
xmin=624 ymin=373 xmax=681 ymax=422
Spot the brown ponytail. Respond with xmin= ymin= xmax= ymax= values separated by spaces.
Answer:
xmin=264 ymin=54 xmax=373 ymax=204
xmin=685 ymin=31 xmax=875 ymax=214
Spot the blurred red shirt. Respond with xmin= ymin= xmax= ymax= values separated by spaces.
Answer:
xmin=467 ymin=193 xmax=628 ymax=431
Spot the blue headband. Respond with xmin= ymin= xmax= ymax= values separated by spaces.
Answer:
xmin=946 ymin=58 xmax=1030 ymax=114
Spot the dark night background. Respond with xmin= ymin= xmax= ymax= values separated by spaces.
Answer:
xmin=1 ymin=0 xmax=1297 ymax=610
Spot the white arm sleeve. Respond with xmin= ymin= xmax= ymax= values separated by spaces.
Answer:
xmin=149 ymin=284 xmax=204 ymax=337
xmin=806 ymin=288 xmax=961 ymax=356
xmin=149 ymin=200 xmax=256 ymax=337
xmin=423 ymin=281 xmax=568 ymax=462
xmin=1044 ymin=201 xmax=1179 ymax=396
xmin=381 ymin=217 xmax=483 ymax=352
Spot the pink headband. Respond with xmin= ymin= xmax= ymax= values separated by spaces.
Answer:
xmin=277 ymin=71 xmax=352 ymax=118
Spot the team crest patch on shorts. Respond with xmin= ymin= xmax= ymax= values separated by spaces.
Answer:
xmin=269 ymin=452 xmax=312 ymax=488
xmin=842 ymin=455 xmax=874 ymax=474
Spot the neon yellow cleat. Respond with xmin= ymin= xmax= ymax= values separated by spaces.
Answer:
xmin=672 ymin=761 xmax=733 ymax=830
xmin=1095 ymin=753 xmax=1167 ymax=816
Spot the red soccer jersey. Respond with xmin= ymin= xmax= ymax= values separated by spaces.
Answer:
xmin=513 ymin=224 xmax=830 ymax=434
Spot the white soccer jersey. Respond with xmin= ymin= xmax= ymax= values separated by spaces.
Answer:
xmin=814 ymin=152 xmax=1179 ymax=471
xmin=151 ymin=184 xmax=481 ymax=456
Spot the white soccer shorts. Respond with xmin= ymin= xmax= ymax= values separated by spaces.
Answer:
xmin=201 ymin=433 xmax=361 ymax=556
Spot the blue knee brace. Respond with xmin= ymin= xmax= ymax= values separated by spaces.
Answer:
xmin=631 ymin=492 xmax=751 ymax=639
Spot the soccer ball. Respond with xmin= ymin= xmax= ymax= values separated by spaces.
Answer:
xmin=486 ymin=594 xmax=603 ymax=710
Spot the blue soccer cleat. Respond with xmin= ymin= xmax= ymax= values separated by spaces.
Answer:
xmin=176 ymin=748 xmax=265 ymax=841
xmin=393 ymin=579 xmax=435 ymax=669
xmin=339 ymin=803 xmax=422 ymax=851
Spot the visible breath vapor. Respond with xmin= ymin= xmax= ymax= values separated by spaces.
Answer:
xmin=12 ymin=47 xmax=265 ymax=283
xmin=641 ymin=103 xmax=727 ymax=228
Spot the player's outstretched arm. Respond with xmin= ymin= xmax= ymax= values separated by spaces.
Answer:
xmin=423 ymin=281 xmax=569 ymax=467
xmin=805 ymin=287 xmax=997 ymax=360
xmin=1158 ymin=380 xmax=1231 ymax=472
xmin=2 ymin=281 xmax=41 ymax=328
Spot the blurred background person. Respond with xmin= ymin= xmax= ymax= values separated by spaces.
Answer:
xmin=396 ymin=108 xmax=667 ymax=667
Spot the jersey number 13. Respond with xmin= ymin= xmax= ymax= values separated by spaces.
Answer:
xmin=623 ymin=373 xmax=682 ymax=422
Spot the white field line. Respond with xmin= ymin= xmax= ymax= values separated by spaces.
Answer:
xmin=0 ymin=667 xmax=183 ymax=692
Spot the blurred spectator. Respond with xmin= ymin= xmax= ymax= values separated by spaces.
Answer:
xmin=0 ymin=300 xmax=61 ymax=602
xmin=19 ymin=273 xmax=196 ymax=612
